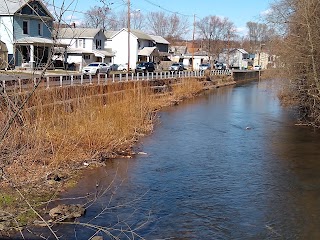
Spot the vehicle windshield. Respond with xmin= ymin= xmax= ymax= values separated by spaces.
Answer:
xmin=200 ymin=64 xmax=209 ymax=66
xmin=88 ymin=63 xmax=99 ymax=67
xmin=138 ymin=63 xmax=146 ymax=67
xmin=172 ymin=63 xmax=180 ymax=66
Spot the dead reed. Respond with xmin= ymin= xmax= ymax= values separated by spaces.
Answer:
xmin=0 ymin=78 xmax=203 ymax=188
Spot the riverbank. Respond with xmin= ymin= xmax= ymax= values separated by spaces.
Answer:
xmin=0 ymin=75 xmax=235 ymax=237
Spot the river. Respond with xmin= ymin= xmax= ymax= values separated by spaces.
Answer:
xmin=24 ymin=79 xmax=320 ymax=239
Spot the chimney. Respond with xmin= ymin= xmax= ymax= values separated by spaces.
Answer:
xmin=71 ymin=22 xmax=76 ymax=28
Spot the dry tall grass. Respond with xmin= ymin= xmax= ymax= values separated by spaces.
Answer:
xmin=0 ymin=78 xmax=203 ymax=188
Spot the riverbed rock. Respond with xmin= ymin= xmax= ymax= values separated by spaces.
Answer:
xmin=49 ymin=204 xmax=85 ymax=220
xmin=90 ymin=236 xmax=103 ymax=240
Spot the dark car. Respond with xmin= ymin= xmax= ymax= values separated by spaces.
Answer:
xmin=215 ymin=62 xmax=226 ymax=70
xmin=135 ymin=62 xmax=155 ymax=73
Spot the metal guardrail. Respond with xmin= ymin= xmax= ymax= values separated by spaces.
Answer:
xmin=1 ymin=69 xmax=232 ymax=92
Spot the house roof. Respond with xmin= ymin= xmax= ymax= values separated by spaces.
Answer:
xmin=149 ymin=35 xmax=170 ymax=45
xmin=130 ymin=29 xmax=154 ymax=41
xmin=104 ymin=30 xmax=118 ymax=39
xmin=55 ymin=28 xmax=102 ymax=39
xmin=0 ymin=0 xmax=53 ymax=19
xmin=138 ymin=47 xmax=159 ymax=56
xmin=229 ymin=48 xmax=248 ymax=54
xmin=0 ymin=0 xmax=27 ymax=15
xmin=169 ymin=45 xmax=187 ymax=55
xmin=111 ymin=28 xmax=154 ymax=41
xmin=14 ymin=37 xmax=67 ymax=46
xmin=59 ymin=47 xmax=114 ymax=57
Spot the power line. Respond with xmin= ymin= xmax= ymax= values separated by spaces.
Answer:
xmin=142 ymin=0 xmax=194 ymax=17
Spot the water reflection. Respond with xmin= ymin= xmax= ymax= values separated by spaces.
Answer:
xmin=21 ymin=80 xmax=320 ymax=239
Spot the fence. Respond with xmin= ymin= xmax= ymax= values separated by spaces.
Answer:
xmin=1 ymin=69 xmax=232 ymax=92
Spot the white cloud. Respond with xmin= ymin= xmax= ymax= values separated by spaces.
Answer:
xmin=236 ymin=27 xmax=248 ymax=36
xmin=260 ymin=9 xmax=272 ymax=16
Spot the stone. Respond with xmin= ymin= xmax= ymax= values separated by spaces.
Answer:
xmin=91 ymin=236 xmax=103 ymax=240
xmin=49 ymin=204 xmax=85 ymax=220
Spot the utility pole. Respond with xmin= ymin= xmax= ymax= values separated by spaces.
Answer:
xmin=192 ymin=14 xmax=195 ymax=71
xmin=127 ymin=0 xmax=130 ymax=73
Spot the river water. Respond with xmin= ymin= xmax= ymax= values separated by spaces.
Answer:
xmin=25 ymin=80 xmax=320 ymax=239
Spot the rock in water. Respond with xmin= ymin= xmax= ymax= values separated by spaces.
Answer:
xmin=49 ymin=204 xmax=85 ymax=220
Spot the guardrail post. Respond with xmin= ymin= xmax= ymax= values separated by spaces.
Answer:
xmin=142 ymin=72 xmax=145 ymax=80
xmin=131 ymin=73 xmax=134 ymax=81
xmin=147 ymin=72 xmax=149 ymax=80
xmin=60 ymin=76 xmax=63 ymax=87
xmin=126 ymin=73 xmax=129 ymax=81
xmin=97 ymin=73 xmax=100 ymax=84
xmin=33 ymin=78 xmax=37 ymax=86
xmin=136 ymin=72 xmax=139 ymax=81
xmin=112 ymin=74 xmax=115 ymax=82
xmin=2 ymin=80 xmax=5 ymax=92
xmin=46 ymin=76 xmax=50 ymax=89
xmin=89 ymin=74 xmax=92 ymax=84
xmin=105 ymin=74 xmax=108 ymax=84
xmin=80 ymin=74 xmax=83 ymax=85
xmin=18 ymin=77 xmax=21 ymax=92
xmin=119 ymin=73 xmax=122 ymax=81
xmin=71 ymin=75 xmax=74 ymax=86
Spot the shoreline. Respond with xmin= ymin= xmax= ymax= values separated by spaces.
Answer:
xmin=0 ymin=75 xmax=236 ymax=237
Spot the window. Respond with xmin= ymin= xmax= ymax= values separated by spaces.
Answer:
xmin=23 ymin=21 xmax=29 ymax=34
xmin=84 ymin=55 xmax=90 ymax=60
xmin=78 ymin=39 xmax=83 ymax=48
xmin=83 ymin=39 xmax=85 ymax=48
xmin=38 ymin=22 xmax=43 ymax=36
xmin=95 ymin=39 xmax=101 ymax=49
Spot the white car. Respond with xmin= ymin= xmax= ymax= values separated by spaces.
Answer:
xmin=253 ymin=65 xmax=262 ymax=70
xmin=117 ymin=64 xmax=129 ymax=71
xmin=82 ymin=62 xmax=109 ymax=75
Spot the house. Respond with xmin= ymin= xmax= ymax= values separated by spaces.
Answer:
xmin=54 ymin=27 xmax=114 ymax=70
xmin=105 ymin=28 xmax=169 ymax=69
xmin=0 ymin=40 xmax=8 ymax=69
xmin=0 ymin=0 xmax=58 ymax=69
xmin=253 ymin=52 xmax=269 ymax=69
xmin=182 ymin=51 xmax=209 ymax=70
xmin=218 ymin=48 xmax=250 ymax=69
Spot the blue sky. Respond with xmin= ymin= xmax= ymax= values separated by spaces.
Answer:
xmin=53 ymin=0 xmax=273 ymax=37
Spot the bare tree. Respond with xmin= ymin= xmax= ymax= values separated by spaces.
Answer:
xmin=246 ymin=21 xmax=274 ymax=51
xmin=146 ymin=12 xmax=189 ymax=41
xmin=268 ymin=0 xmax=320 ymax=127
xmin=196 ymin=15 xmax=236 ymax=61
xmin=82 ymin=6 xmax=112 ymax=30
xmin=115 ymin=9 xmax=145 ymax=30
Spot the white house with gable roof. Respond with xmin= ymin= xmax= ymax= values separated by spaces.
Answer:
xmin=105 ymin=28 xmax=169 ymax=69
xmin=54 ymin=27 xmax=114 ymax=70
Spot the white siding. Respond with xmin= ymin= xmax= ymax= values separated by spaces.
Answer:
xmin=109 ymin=30 xmax=138 ymax=69
xmin=0 ymin=16 xmax=14 ymax=54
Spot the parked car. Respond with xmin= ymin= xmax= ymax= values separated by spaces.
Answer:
xmin=199 ymin=63 xmax=211 ymax=71
xmin=82 ymin=62 xmax=109 ymax=75
xmin=253 ymin=65 xmax=262 ymax=70
xmin=169 ymin=62 xmax=184 ymax=71
xmin=215 ymin=62 xmax=226 ymax=70
xmin=108 ymin=63 xmax=119 ymax=71
xmin=117 ymin=64 xmax=130 ymax=71
xmin=135 ymin=62 xmax=155 ymax=73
